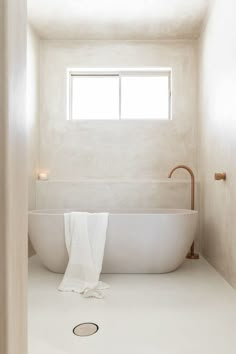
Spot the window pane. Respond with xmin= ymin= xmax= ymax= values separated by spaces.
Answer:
xmin=121 ymin=75 xmax=170 ymax=119
xmin=71 ymin=76 xmax=119 ymax=120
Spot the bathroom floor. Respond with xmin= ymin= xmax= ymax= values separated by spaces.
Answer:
xmin=29 ymin=256 xmax=236 ymax=354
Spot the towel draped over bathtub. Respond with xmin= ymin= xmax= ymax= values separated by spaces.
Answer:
xmin=58 ymin=212 xmax=109 ymax=298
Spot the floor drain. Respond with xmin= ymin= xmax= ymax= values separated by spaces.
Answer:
xmin=73 ymin=323 xmax=99 ymax=337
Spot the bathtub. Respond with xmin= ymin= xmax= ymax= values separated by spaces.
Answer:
xmin=28 ymin=209 xmax=198 ymax=274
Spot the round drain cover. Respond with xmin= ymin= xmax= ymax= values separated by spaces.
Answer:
xmin=73 ymin=323 xmax=99 ymax=337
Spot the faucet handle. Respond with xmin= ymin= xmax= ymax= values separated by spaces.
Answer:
xmin=214 ymin=172 xmax=226 ymax=181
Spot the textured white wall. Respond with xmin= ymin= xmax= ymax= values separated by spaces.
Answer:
xmin=27 ymin=25 xmax=40 ymax=210
xmin=37 ymin=40 xmax=199 ymax=213
xmin=27 ymin=25 xmax=40 ymax=256
xmin=40 ymin=40 xmax=198 ymax=180
xmin=0 ymin=1 xmax=6 ymax=351
xmin=199 ymin=0 xmax=236 ymax=287
xmin=0 ymin=0 xmax=28 ymax=353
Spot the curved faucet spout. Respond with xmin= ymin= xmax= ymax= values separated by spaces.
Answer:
xmin=168 ymin=165 xmax=195 ymax=210
xmin=168 ymin=165 xmax=199 ymax=260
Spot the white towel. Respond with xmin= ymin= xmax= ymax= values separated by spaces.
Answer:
xmin=58 ymin=212 xmax=109 ymax=298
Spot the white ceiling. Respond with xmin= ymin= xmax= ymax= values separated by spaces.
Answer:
xmin=28 ymin=0 xmax=209 ymax=40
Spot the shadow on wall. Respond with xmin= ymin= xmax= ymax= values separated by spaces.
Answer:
xmin=28 ymin=239 xmax=35 ymax=257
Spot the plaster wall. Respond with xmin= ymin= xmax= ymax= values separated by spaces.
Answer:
xmin=27 ymin=25 xmax=40 ymax=211
xmin=27 ymin=25 xmax=40 ymax=256
xmin=38 ymin=40 xmax=199 ymax=214
xmin=0 ymin=1 xmax=6 ymax=351
xmin=0 ymin=0 xmax=27 ymax=353
xmin=199 ymin=0 xmax=236 ymax=287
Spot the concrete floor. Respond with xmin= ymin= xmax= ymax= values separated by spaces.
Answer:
xmin=29 ymin=255 xmax=236 ymax=354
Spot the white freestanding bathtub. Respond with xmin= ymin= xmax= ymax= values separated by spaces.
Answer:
xmin=28 ymin=209 xmax=198 ymax=274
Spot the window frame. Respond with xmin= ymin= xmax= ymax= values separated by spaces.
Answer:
xmin=67 ymin=68 xmax=172 ymax=121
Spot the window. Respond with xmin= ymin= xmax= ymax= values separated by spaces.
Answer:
xmin=71 ymin=75 xmax=119 ymax=120
xmin=68 ymin=69 xmax=171 ymax=120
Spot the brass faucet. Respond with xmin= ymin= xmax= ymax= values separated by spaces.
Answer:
xmin=168 ymin=165 xmax=199 ymax=260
